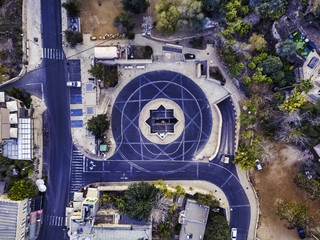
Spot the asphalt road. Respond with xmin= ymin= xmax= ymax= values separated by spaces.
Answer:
xmin=0 ymin=0 xmax=250 ymax=239
xmin=36 ymin=0 xmax=71 ymax=239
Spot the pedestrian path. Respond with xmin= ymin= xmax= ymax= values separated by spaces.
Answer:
xmin=43 ymin=215 xmax=64 ymax=227
xmin=69 ymin=147 xmax=85 ymax=195
xmin=42 ymin=48 xmax=65 ymax=60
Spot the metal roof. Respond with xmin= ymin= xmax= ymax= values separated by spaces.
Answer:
xmin=18 ymin=118 xmax=32 ymax=160
xmin=0 ymin=200 xmax=19 ymax=239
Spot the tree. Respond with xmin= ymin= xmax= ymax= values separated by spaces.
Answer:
xmin=177 ymin=0 xmax=205 ymax=31
xmin=278 ymin=40 xmax=297 ymax=57
xmin=7 ymin=179 xmax=38 ymax=201
xmin=234 ymin=144 xmax=258 ymax=171
xmin=259 ymin=56 xmax=283 ymax=75
xmin=87 ymin=114 xmax=110 ymax=140
xmin=114 ymin=11 xmax=135 ymax=34
xmin=4 ymin=87 xmax=32 ymax=108
xmin=248 ymin=62 xmax=256 ymax=69
xmin=279 ymin=90 xmax=306 ymax=113
xmin=196 ymin=193 xmax=220 ymax=207
xmin=124 ymin=182 xmax=158 ymax=221
xmin=156 ymin=3 xmax=179 ymax=35
xmin=252 ymin=70 xmax=273 ymax=84
xmin=257 ymin=0 xmax=288 ymax=20
xmin=205 ymin=213 xmax=231 ymax=240
xmin=62 ymin=0 xmax=80 ymax=17
xmin=157 ymin=221 xmax=173 ymax=237
xmin=0 ymin=155 xmax=12 ymax=167
xmin=189 ymin=36 xmax=204 ymax=49
xmin=122 ymin=0 xmax=150 ymax=14
xmin=64 ymin=30 xmax=83 ymax=48
xmin=276 ymin=201 xmax=310 ymax=228
xmin=249 ymin=33 xmax=267 ymax=51
xmin=88 ymin=63 xmax=120 ymax=88
xmin=294 ymin=173 xmax=320 ymax=200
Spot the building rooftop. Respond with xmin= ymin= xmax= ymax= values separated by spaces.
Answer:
xmin=179 ymin=199 xmax=210 ymax=240
xmin=0 ymin=108 xmax=10 ymax=141
xmin=6 ymin=101 xmax=18 ymax=112
xmin=0 ymin=195 xmax=28 ymax=240
xmin=94 ymin=46 xmax=119 ymax=59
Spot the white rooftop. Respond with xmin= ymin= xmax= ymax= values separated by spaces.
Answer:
xmin=0 ymin=92 xmax=5 ymax=103
xmin=94 ymin=46 xmax=118 ymax=59
xmin=6 ymin=101 xmax=18 ymax=112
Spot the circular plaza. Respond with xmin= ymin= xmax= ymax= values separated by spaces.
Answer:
xmin=109 ymin=70 xmax=219 ymax=161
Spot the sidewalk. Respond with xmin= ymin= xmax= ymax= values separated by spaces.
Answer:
xmin=25 ymin=0 xmax=43 ymax=71
xmin=31 ymin=96 xmax=47 ymax=179
xmin=236 ymin=167 xmax=259 ymax=240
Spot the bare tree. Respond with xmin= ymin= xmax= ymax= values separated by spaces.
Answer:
xmin=151 ymin=192 xmax=173 ymax=226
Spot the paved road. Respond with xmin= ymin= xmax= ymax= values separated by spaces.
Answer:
xmin=36 ymin=0 xmax=71 ymax=239
xmin=0 ymin=0 xmax=250 ymax=239
xmin=69 ymin=95 xmax=250 ymax=239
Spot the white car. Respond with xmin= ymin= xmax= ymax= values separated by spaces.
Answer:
xmin=255 ymin=159 xmax=262 ymax=171
xmin=231 ymin=228 xmax=237 ymax=240
xmin=66 ymin=81 xmax=81 ymax=87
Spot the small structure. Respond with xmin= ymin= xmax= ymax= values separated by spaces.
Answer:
xmin=94 ymin=46 xmax=119 ymax=60
xmin=179 ymin=199 xmax=210 ymax=240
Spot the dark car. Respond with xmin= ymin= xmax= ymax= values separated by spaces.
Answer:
xmin=184 ymin=53 xmax=195 ymax=60
xmin=297 ymin=227 xmax=306 ymax=239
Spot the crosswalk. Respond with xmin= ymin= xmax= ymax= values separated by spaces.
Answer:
xmin=42 ymin=48 xmax=64 ymax=60
xmin=70 ymin=147 xmax=85 ymax=194
xmin=43 ymin=215 xmax=65 ymax=227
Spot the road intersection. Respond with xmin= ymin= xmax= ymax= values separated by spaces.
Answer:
xmin=0 ymin=0 xmax=257 ymax=239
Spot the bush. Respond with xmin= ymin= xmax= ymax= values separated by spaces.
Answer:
xmin=7 ymin=179 xmax=38 ymax=200
xmin=196 ymin=193 xmax=220 ymax=207
xmin=189 ymin=36 xmax=204 ymax=49
xmin=242 ymin=76 xmax=251 ymax=86
xmin=4 ymin=87 xmax=32 ymax=109
xmin=64 ymin=30 xmax=83 ymax=48
xmin=248 ymin=62 xmax=256 ymax=69
xmin=114 ymin=11 xmax=135 ymax=34
xmin=276 ymin=201 xmax=310 ymax=228
xmin=205 ymin=213 xmax=231 ymax=240
xmin=62 ymin=0 xmax=80 ymax=17
xmin=126 ymin=32 xmax=135 ymax=40
xmin=122 ymin=0 xmax=150 ymax=14
xmin=294 ymin=173 xmax=320 ymax=200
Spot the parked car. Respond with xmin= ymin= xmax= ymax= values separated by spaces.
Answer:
xmin=305 ymin=171 xmax=312 ymax=180
xmin=231 ymin=228 xmax=237 ymax=240
xmin=255 ymin=159 xmax=262 ymax=170
xmin=66 ymin=81 xmax=81 ymax=87
xmin=184 ymin=53 xmax=196 ymax=60
xmin=297 ymin=227 xmax=306 ymax=239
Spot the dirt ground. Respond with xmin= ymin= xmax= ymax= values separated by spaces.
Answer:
xmin=79 ymin=0 xmax=122 ymax=37
xmin=0 ymin=0 xmax=22 ymax=81
xmin=252 ymin=144 xmax=320 ymax=240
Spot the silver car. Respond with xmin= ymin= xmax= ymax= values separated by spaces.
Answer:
xmin=231 ymin=228 xmax=237 ymax=240
xmin=66 ymin=81 xmax=81 ymax=87
xmin=255 ymin=159 xmax=262 ymax=170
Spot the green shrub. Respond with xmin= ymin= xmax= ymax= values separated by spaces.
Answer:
xmin=248 ymin=62 xmax=256 ymax=69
